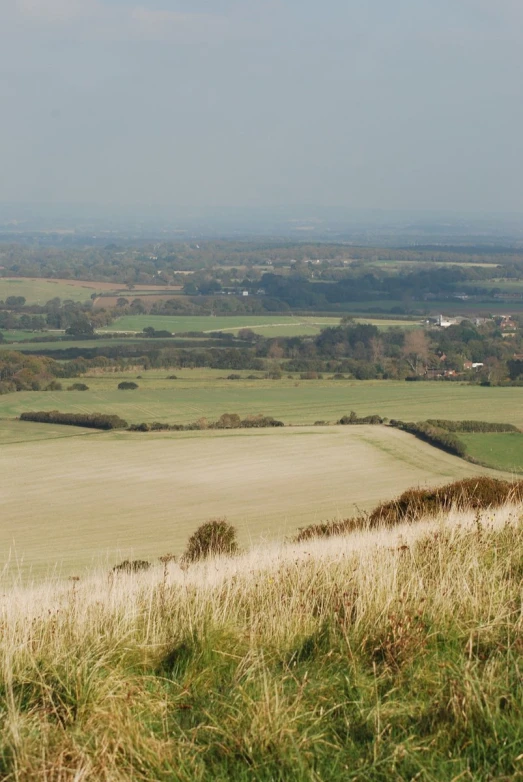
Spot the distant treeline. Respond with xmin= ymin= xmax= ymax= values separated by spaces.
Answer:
xmin=20 ymin=411 xmax=128 ymax=430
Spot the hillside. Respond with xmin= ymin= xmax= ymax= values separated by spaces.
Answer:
xmin=0 ymin=502 xmax=521 ymax=780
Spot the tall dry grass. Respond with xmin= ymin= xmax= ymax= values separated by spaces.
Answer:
xmin=0 ymin=505 xmax=522 ymax=780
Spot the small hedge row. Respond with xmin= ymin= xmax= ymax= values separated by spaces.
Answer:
xmin=425 ymin=419 xmax=520 ymax=433
xmin=389 ymin=419 xmax=466 ymax=458
xmin=128 ymin=414 xmax=284 ymax=432
xmin=20 ymin=411 xmax=128 ymax=430
xmin=338 ymin=412 xmax=384 ymax=425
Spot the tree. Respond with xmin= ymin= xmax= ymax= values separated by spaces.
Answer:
xmin=402 ymin=330 xmax=430 ymax=375
xmin=65 ymin=317 xmax=94 ymax=337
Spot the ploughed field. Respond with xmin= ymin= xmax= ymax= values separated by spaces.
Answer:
xmin=1 ymin=373 xmax=522 ymax=427
xmin=0 ymin=422 xmax=501 ymax=578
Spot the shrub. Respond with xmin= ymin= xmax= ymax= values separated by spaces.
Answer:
xmin=338 ymin=412 xmax=383 ymax=425
xmin=182 ymin=519 xmax=239 ymax=563
xmin=118 ymin=381 xmax=138 ymax=390
xmin=369 ymin=477 xmax=523 ymax=527
xmin=166 ymin=375 xmax=178 ymax=380
xmin=227 ymin=374 xmax=241 ymax=380
xmin=216 ymin=413 xmax=242 ymax=429
xmin=112 ymin=559 xmax=151 ymax=574
xmin=293 ymin=516 xmax=366 ymax=542
xmin=239 ymin=415 xmax=284 ymax=428
xmin=45 ymin=381 xmax=62 ymax=391
xmin=67 ymin=383 xmax=89 ymax=391
xmin=293 ymin=477 xmax=523 ymax=542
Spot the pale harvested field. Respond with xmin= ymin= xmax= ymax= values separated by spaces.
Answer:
xmin=0 ymin=424 xmax=501 ymax=579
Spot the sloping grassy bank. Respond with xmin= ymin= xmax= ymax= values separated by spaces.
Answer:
xmin=1 ymin=504 xmax=522 ymax=780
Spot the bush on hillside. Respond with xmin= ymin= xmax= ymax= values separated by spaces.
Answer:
xmin=293 ymin=476 xmax=523 ymax=542
xmin=369 ymin=476 xmax=523 ymax=527
xmin=67 ymin=383 xmax=89 ymax=391
xmin=112 ymin=559 xmax=151 ymax=574
xmin=118 ymin=381 xmax=138 ymax=390
xmin=293 ymin=516 xmax=366 ymax=542
xmin=182 ymin=519 xmax=239 ymax=563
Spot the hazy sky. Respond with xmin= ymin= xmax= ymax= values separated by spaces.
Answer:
xmin=0 ymin=0 xmax=522 ymax=213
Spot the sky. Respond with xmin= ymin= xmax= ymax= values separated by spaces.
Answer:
xmin=0 ymin=0 xmax=522 ymax=215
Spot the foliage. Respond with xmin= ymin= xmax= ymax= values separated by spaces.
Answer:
xmin=426 ymin=418 xmax=520 ymax=433
xmin=390 ymin=419 xmax=467 ymax=457
xmin=128 ymin=413 xmax=284 ymax=432
xmin=369 ymin=476 xmax=523 ymax=527
xmin=338 ymin=411 xmax=383 ymax=425
xmin=117 ymin=381 xmax=138 ymax=390
xmin=294 ymin=476 xmax=523 ymax=541
xmin=112 ymin=559 xmax=151 ymax=573
xmin=182 ymin=518 xmax=239 ymax=562
xmin=67 ymin=382 xmax=89 ymax=391
xmin=20 ymin=411 xmax=128 ymax=430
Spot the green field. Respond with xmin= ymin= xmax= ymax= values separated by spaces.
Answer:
xmin=0 ymin=422 xmax=500 ymax=576
xmin=461 ymin=432 xmax=523 ymax=473
xmin=0 ymin=336 xmax=152 ymax=352
xmin=0 ymin=278 xmax=119 ymax=304
xmin=1 ymin=374 xmax=522 ymax=427
xmin=101 ymin=314 xmax=420 ymax=337
xmin=101 ymin=314 xmax=342 ymax=335
xmin=1 ymin=329 xmax=54 ymax=342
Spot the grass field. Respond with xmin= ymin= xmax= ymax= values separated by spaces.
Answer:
xmin=0 ymin=336 xmax=152 ymax=351
xmin=461 ymin=432 xmax=523 ymax=472
xmin=0 ymin=277 xmax=132 ymax=304
xmin=101 ymin=314 xmax=342 ymax=336
xmin=100 ymin=315 xmax=420 ymax=337
xmin=1 ymin=374 xmax=522 ymax=427
xmin=0 ymin=423 xmax=500 ymax=576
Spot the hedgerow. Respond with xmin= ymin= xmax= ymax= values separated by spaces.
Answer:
xmin=425 ymin=419 xmax=520 ymax=433
xmin=20 ymin=411 xmax=129 ymax=430
xmin=389 ymin=419 xmax=467 ymax=457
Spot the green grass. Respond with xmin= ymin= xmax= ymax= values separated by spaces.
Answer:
xmin=1 ymin=374 xmax=522 ymax=427
xmin=101 ymin=314 xmax=342 ymax=335
xmin=0 ymin=277 xmax=115 ymax=304
xmin=0 ymin=336 xmax=151 ymax=351
xmin=0 ymin=508 xmax=521 ymax=779
xmin=1 ymin=329 xmax=55 ymax=342
xmin=461 ymin=432 xmax=523 ymax=472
